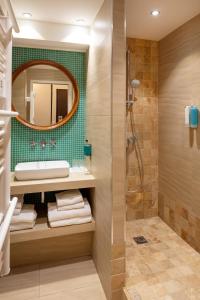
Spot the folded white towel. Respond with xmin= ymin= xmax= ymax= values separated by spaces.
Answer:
xmin=48 ymin=199 xmax=91 ymax=222
xmin=14 ymin=194 xmax=24 ymax=209
xmin=56 ymin=190 xmax=83 ymax=207
xmin=49 ymin=216 xmax=92 ymax=228
xmin=10 ymin=221 xmax=36 ymax=232
xmin=57 ymin=201 xmax=84 ymax=211
xmin=12 ymin=204 xmax=37 ymax=225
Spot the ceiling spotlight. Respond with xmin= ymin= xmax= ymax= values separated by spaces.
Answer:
xmin=151 ymin=10 xmax=160 ymax=17
xmin=23 ymin=12 xmax=32 ymax=18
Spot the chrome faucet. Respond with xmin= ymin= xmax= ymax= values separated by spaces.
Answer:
xmin=50 ymin=138 xmax=56 ymax=148
xmin=40 ymin=139 xmax=47 ymax=149
xmin=30 ymin=140 xmax=37 ymax=149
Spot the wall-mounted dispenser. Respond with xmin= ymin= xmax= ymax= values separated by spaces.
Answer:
xmin=185 ymin=106 xmax=190 ymax=127
xmin=189 ymin=105 xmax=199 ymax=129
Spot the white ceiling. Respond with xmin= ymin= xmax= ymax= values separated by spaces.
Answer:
xmin=126 ymin=0 xmax=200 ymax=41
xmin=11 ymin=0 xmax=200 ymax=42
xmin=11 ymin=0 xmax=104 ymax=26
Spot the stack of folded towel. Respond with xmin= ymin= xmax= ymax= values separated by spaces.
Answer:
xmin=48 ymin=189 xmax=92 ymax=228
xmin=11 ymin=195 xmax=37 ymax=231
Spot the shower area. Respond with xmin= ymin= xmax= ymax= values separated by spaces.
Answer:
xmin=125 ymin=32 xmax=200 ymax=299
xmin=126 ymin=38 xmax=158 ymax=221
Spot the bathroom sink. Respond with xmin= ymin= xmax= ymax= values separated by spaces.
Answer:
xmin=15 ymin=161 xmax=70 ymax=181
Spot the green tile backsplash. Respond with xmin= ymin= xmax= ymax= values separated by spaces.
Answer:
xmin=11 ymin=47 xmax=86 ymax=171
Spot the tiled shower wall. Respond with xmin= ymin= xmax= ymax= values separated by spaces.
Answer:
xmin=159 ymin=14 xmax=200 ymax=252
xmin=126 ymin=38 xmax=158 ymax=220
xmin=11 ymin=47 xmax=86 ymax=171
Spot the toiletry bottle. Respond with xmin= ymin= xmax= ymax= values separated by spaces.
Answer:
xmin=84 ymin=139 xmax=92 ymax=174
xmin=185 ymin=106 xmax=190 ymax=127
xmin=189 ymin=105 xmax=199 ymax=129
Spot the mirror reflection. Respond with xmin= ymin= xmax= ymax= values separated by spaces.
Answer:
xmin=12 ymin=64 xmax=75 ymax=126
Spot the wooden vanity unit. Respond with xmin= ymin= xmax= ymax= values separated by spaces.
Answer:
xmin=10 ymin=173 xmax=96 ymax=267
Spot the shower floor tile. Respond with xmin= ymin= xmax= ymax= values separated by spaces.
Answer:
xmin=125 ymin=217 xmax=200 ymax=300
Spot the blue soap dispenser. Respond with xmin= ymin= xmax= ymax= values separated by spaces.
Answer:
xmin=189 ymin=105 xmax=199 ymax=129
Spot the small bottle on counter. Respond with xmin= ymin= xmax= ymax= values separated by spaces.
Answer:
xmin=84 ymin=139 xmax=92 ymax=174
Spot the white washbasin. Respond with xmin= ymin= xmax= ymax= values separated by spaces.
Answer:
xmin=15 ymin=160 xmax=70 ymax=181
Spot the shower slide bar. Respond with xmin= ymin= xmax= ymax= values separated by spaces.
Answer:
xmin=0 ymin=110 xmax=18 ymax=117
xmin=0 ymin=197 xmax=17 ymax=251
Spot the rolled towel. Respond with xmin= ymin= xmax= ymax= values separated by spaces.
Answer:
xmin=56 ymin=189 xmax=83 ymax=207
xmin=49 ymin=216 xmax=92 ymax=228
xmin=48 ymin=199 xmax=91 ymax=223
xmin=57 ymin=201 xmax=84 ymax=211
xmin=10 ymin=221 xmax=36 ymax=232
xmin=12 ymin=204 xmax=37 ymax=225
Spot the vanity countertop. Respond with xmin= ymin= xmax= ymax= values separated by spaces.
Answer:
xmin=10 ymin=172 xmax=96 ymax=195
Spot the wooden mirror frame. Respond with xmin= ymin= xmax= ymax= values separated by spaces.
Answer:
xmin=12 ymin=59 xmax=79 ymax=131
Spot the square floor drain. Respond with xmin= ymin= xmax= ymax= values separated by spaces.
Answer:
xmin=133 ymin=236 xmax=148 ymax=244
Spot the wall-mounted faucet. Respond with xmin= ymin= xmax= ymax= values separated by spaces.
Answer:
xmin=30 ymin=140 xmax=37 ymax=149
xmin=50 ymin=139 xmax=56 ymax=148
xmin=30 ymin=139 xmax=56 ymax=149
xmin=40 ymin=140 xmax=47 ymax=149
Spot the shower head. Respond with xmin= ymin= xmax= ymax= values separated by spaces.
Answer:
xmin=130 ymin=79 xmax=140 ymax=89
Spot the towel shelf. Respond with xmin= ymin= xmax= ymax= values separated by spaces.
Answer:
xmin=0 ymin=197 xmax=17 ymax=251
xmin=10 ymin=217 xmax=95 ymax=243
xmin=11 ymin=172 xmax=96 ymax=195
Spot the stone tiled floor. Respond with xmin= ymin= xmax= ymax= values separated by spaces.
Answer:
xmin=0 ymin=257 xmax=106 ymax=300
xmin=125 ymin=217 xmax=200 ymax=300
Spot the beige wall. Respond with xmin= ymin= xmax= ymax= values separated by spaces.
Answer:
xmin=86 ymin=0 xmax=126 ymax=299
xmin=159 ymin=14 xmax=200 ymax=252
xmin=126 ymin=38 xmax=158 ymax=220
xmin=111 ymin=0 xmax=126 ymax=299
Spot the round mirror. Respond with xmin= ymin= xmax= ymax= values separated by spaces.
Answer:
xmin=12 ymin=60 xmax=79 ymax=130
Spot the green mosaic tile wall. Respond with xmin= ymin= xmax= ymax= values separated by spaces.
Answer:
xmin=11 ymin=47 xmax=86 ymax=171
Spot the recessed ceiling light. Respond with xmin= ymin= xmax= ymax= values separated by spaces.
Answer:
xmin=23 ymin=12 xmax=32 ymax=18
xmin=75 ymin=18 xmax=86 ymax=25
xmin=151 ymin=10 xmax=160 ymax=17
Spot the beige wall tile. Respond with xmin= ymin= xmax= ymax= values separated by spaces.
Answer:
xmin=126 ymin=38 xmax=158 ymax=221
xmin=159 ymin=13 xmax=200 ymax=252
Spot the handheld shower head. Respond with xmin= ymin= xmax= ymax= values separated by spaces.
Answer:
xmin=130 ymin=79 xmax=141 ymax=89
